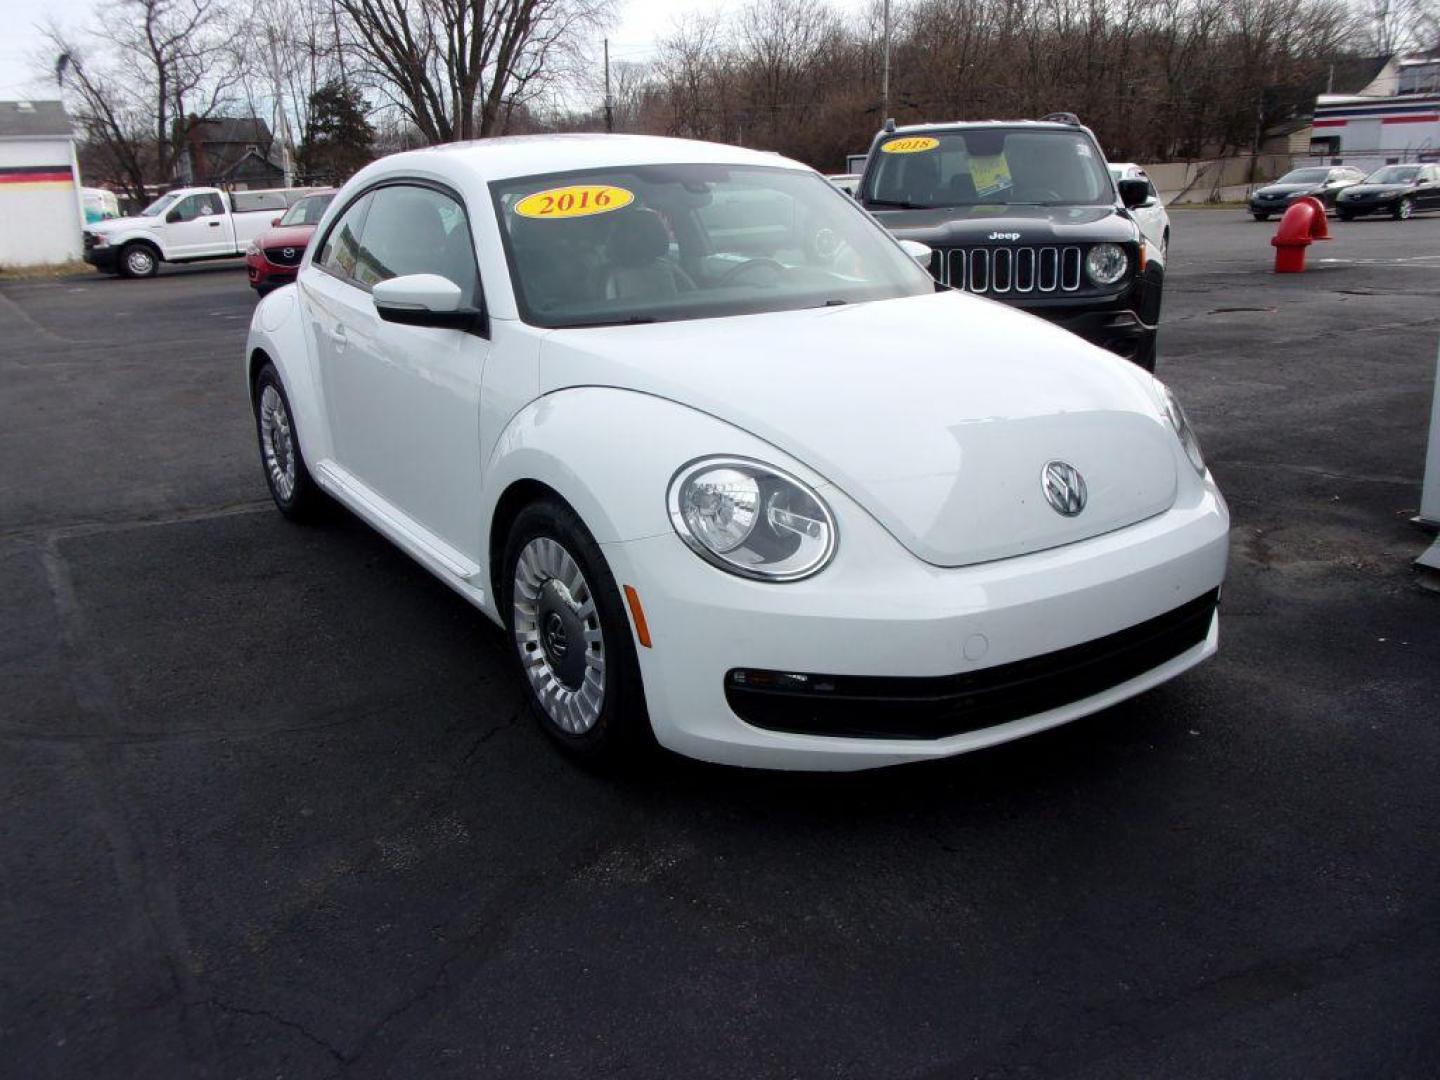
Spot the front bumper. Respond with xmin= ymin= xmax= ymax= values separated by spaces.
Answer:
xmin=1337 ymin=198 xmax=1395 ymax=216
xmin=1012 ymin=279 xmax=1157 ymax=363
xmin=246 ymin=252 xmax=297 ymax=291
xmin=605 ymin=475 xmax=1229 ymax=770
xmin=83 ymin=240 xmax=117 ymax=273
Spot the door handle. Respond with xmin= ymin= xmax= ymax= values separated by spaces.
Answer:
xmin=207 ymin=220 xmax=220 ymax=227
xmin=330 ymin=325 xmax=348 ymax=351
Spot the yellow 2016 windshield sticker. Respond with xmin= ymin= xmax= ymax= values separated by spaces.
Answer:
xmin=514 ymin=185 xmax=634 ymax=219
xmin=880 ymin=136 xmax=939 ymax=154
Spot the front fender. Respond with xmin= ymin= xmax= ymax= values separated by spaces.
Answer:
xmin=98 ymin=226 xmax=166 ymax=258
xmin=245 ymin=285 xmax=330 ymax=464
xmin=481 ymin=386 xmax=832 ymax=547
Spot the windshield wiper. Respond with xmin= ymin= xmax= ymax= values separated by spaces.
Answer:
xmin=565 ymin=315 xmax=658 ymax=328
xmin=865 ymin=198 xmax=930 ymax=209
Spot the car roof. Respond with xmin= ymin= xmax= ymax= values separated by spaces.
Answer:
xmin=373 ymin=134 xmax=807 ymax=184
xmin=884 ymin=120 xmax=1083 ymax=135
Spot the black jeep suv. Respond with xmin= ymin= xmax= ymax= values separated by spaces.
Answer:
xmin=857 ymin=116 xmax=1164 ymax=370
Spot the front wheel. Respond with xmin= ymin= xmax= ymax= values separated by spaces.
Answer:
xmin=1393 ymin=197 xmax=1413 ymax=220
xmin=1252 ymin=213 xmax=1269 ymax=222
xmin=502 ymin=499 xmax=652 ymax=766
xmin=253 ymin=363 xmax=323 ymax=521
xmin=1337 ymin=210 xmax=1355 ymax=222
xmin=119 ymin=243 xmax=158 ymax=278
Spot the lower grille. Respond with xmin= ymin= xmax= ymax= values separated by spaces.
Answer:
xmin=264 ymin=246 xmax=304 ymax=266
xmin=929 ymin=244 xmax=1082 ymax=294
xmin=725 ymin=589 xmax=1218 ymax=740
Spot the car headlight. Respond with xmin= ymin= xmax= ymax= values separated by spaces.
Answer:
xmin=668 ymin=457 xmax=837 ymax=581
xmin=1085 ymin=243 xmax=1128 ymax=286
xmin=1157 ymin=383 xmax=1206 ymax=475
xmin=87 ymin=231 xmax=109 ymax=248
xmin=247 ymin=241 xmax=261 ymax=257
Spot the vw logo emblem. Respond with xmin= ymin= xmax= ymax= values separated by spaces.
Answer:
xmin=282 ymin=247 xmax=295 ymax=259
xmin=1042 ymin=460 xmax=1087 ymax=517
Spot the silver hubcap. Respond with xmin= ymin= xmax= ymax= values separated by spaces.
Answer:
xmin=1399 ymin=200 xmax=1412 ymax=219
xmin=259 ymin=385 xmax=296 ymax=502
xmin=127 ymin=249 xmax=153 ymax=274
xmin=512 ymin=537 xmax=605 ymax=734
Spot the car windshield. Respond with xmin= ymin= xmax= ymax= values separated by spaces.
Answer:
xmin=279 ymin=193 xmax=334 ymax=227
xmin=139 ymin=193 xmax=180 ymax=217
xmin=492 ymin=164 xmax=935 ymax=329
xmin=862 ymin=128 xmax=1112 ymax=208
xmin=1366 ymin=165 xmax=1419 ymax=184
xmin=1276 ymin=169 xmax=1329 ymax=184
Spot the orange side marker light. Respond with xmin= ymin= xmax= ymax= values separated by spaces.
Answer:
xmin=623 ymin=585 xmax=652 ymax=648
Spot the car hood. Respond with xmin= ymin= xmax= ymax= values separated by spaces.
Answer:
xmin=88 ymin=215 xmax=156 ymax=234
xmin=539 ymin=291 xmax=1179 ymax=567
xmin=861 ymin=203 xmax=1136 ymax=247
xmin=1253 ymin=183 xmax=1319 ymax=197
xmin=257 ymin=224 xmax=317 ymax=248
xmin=1341 ymin=184 xmax=1409 ymax=197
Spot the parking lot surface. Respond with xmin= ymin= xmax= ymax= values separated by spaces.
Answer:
xmin=3 ymin=212 xmax=1439 ymax=1077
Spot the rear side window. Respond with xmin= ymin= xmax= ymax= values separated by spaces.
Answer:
xmin=350 ymin=185 xmax=480 ymax=300
xmin=316 ymin=193 xmax=373 ymax=281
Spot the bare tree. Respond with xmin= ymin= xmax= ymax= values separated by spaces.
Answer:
xmin=333 ymin=0 xmax=615 ymax=144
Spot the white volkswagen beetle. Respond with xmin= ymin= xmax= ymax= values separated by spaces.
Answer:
xmin=245 ymin=134 xmax=1228 ymax=771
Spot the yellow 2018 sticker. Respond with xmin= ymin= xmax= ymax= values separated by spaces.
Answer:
xmin=514 ymin=185 xmax=634 ymax=219
xmin=880 ymin=136 xmax=939 ymax=154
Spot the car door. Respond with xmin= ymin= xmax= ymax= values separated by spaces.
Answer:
xmin=314 ymin=181 xmax=489 ymax=559
xmin=163 ymin=192 xmax=229 ymax=258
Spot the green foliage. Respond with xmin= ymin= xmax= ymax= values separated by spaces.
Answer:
xmin=299 ymin=82 xmax=375 ymax=184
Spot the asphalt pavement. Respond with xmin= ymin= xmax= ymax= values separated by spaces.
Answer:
xmin=2 ymin=211 xmax=1439 ymax=1078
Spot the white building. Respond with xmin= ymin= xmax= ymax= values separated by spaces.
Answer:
xmin=0 ymin=101 xmax=84 ymax=268
xmin=1308 ymin=54 xmax=1440 ymax=172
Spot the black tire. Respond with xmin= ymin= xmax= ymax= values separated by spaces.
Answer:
xmin=1393 ymin=197 xmax=1413 ymax=221
xmin=1337 ymin=210 xmax=1355 ymax=222
xmin=1252 ymin=213 xmax=1269 ymax=222
xmin=501 ymin=498 xmax=653 ymax=767
xmin=1132 ymin=333 xmax=1157 ymax=373
xmin=119 ymin=242 xmax=159 ymax=278
xmin=252 ymin=363 xmax=323 ymax=522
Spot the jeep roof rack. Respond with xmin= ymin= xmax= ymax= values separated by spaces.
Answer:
xmin=1040 ymin=111 xmax=1082 ymax=127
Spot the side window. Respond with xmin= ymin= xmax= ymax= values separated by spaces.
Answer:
xmin=201 ymin=192 xmax=224 ymax=215
xmin=351 ymin=185 xmax=479 ymax=299
xmin=171 ymin=194 xmax=208 ymax=222
xmin=316 ymin=193 xmax=373 ymax=282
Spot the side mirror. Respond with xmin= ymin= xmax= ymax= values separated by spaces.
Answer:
xmin=898 ymin=239 xmax=932 ymax=266
xmin=1118 ymin=178 xmax=1153 ymax=209
xmin=373 ymin=274 xmax=482 ymax=331
xmin=165 ymin=209 xmax=183 ymax=224
xmin=271 ymin=216 xmax=282 ymax=226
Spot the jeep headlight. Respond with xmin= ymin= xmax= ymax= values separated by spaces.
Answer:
xmin=1085 ymin=243 xmax=1128 ymax=286
xmin=1157 ymin=383 xmax=1206 ymax=475
xmin=668 ymin=458 xmax=837 ymax=581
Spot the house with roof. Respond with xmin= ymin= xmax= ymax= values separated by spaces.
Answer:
xmin=0 ymin=100 xmax=83 ymax=268
xmin=1307 ymin=52 xmax=1440 ymax=169
xmin=175 ymin=116 xmax=286 ymax=189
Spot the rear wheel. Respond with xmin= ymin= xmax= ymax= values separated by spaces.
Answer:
xmin=1337 ymin=210 xmax=1355 ymax=222
xmin=502 ymin=498 xmax=652 ymax=766
xmin=119 ymin=243 xmax=158 ymax=278
xmin=1393 ymin=197 xmax=1414 ymax=220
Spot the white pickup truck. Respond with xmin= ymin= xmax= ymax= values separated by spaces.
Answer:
xmin=82 ymin=186 xmax=316 ymax=278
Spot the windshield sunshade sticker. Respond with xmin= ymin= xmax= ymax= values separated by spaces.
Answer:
xmin=880 ymin=136 xmax=939 ymax=154
xmin=969 ymin=154 xmax=1013 ymax=199
xmin=514 ymin=185 xmax=635 ymax=219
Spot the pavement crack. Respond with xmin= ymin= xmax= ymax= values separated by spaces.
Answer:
xmin=209 ymin=999 xmax=348 ymax=1064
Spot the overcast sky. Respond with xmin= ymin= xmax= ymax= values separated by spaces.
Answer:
xmin=1 ymin=0 xmax=871 ymax=102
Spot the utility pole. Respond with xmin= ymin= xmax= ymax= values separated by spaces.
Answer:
xmin=266 ymin=27 xmax=296 ymax=188
xmin=881 ymin=0 xmax=891 ymax=119
xmin=604 ymin=37 xmax=614 ymax=133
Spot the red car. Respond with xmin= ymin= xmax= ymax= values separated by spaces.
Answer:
xmin=246 ymin=190 xmax=336 ymax=294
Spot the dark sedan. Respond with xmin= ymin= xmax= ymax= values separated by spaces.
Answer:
xmin=1249 ymin=166 xmax=1366 ymax=220
xmin=1336 ymin=164 xmax=1440 ymax=220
